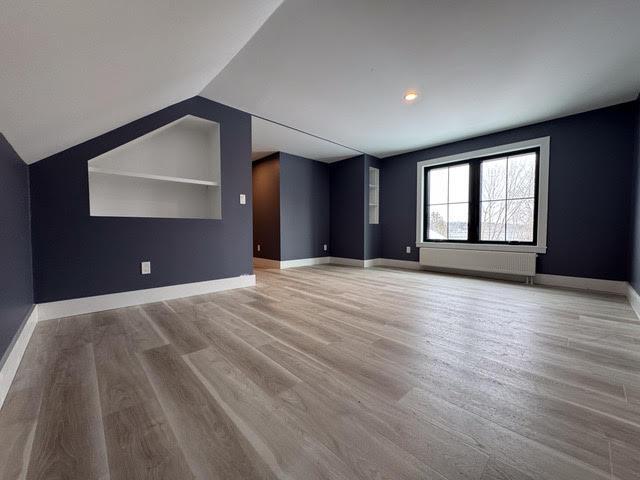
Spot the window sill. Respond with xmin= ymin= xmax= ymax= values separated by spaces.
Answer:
xmin=416 ymin=242 xmax=546 ymax=254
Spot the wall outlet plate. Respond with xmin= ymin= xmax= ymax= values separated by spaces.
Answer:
xmin=257 ymin=244 xmax=261 ymax=252
xmin=141 ymin=261 xmax=151 ymax=275
xmin=406 ymin=246 xmax=411 ymax=254
xmin=239 ymin=194 xmax=246 ymax=205
xmin=323 ymin=244 xmax=328 ymax=251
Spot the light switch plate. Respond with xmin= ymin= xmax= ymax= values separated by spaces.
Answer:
xmin=239 ymin=194 xmax=246 ymax=205
xmin=141 ymin=261 xmax=151 ymax=275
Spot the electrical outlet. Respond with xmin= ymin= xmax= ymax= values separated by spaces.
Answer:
xmin=257 ymin=244 xmax=261 ymax=252
xmin=141 ymin=261 xmax=151 ymax=275
xmin=405 ymin=246 xmax=411 ymax=254
xmin=239 ymin=194 xmax=246 ymax=205
xmin=323 ymin=244 xmax=328 ymax=251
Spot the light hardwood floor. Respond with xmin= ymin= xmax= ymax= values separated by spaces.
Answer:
xmin=2 ymin=265 xmax=640 ymax=479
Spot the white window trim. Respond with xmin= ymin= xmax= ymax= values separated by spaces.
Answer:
xmin=416 ymin=137 xmax=550 ymax=254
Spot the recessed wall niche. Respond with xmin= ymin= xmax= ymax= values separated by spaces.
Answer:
xmin=88 ymin=115 xmax=221 ymax=219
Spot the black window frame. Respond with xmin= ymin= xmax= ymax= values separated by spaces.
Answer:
xmin=423 ymin=147 xmax=540 ymax=246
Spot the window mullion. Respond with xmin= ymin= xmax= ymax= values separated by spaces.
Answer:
xmin=469 ymin=161 xmax=480 ymax=243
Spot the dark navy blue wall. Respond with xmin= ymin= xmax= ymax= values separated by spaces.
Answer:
xmin=30 ymin=96 xmax=253 ymax=303
xmin=330 ymin=155 xmax=365 ymax=259
xmin=279 ymin=153 xmax=330 ymax=261
xmin=381 ymin=102 xmax=637 ymax=280
xmin=630 ymin=96 xmax=640 ymax=292
xmin=0 ymin=134 xmax=33 ymax=361
xmin=365 ymin=155 xmax=382 ymax=260
xmin=252 ymin=154 xmax=281 ymax=261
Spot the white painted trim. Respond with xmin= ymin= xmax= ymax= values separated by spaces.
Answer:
xmin=280 ymin=257 xmax=330 ymax=269
xmin=328 ymin=257 xmax=423 ymax=270
xmin=377 ymin=258 xmax=423 ymax=270
xmin=38 ymin=274 xmax=256 ymax=321
xmin=363 ymin=258 xmax=380 ymax=268
xmin=416 ymin=242 xmax=546 ymax=254
xmin=253 ymin=257 xmax=281 ymax=269
xmin=329 ymin=257 xmax=366 ymax=267
xmin=88 ymin=166 xmax=219 ymax=186
xmin=415 ymin=136 xmax=550 ymax=253
xmin=626 ymin=283 xmax=640 ymax=319
xmin=337 ymin=258 xmax=626 ymax=295
xmin=534 ymin=273 xmax=627 ymax=295
xmin=0 ymin=306 xmax=39 ymax=411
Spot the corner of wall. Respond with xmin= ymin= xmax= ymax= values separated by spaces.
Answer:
xmin=629 ymin=93 xmax=640 ymax=294
xmin=0 ymin=133 xmax=35 ymax=362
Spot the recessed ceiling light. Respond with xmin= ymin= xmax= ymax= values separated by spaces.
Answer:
xmin=404 ymin=91 xmax=419 ymax=102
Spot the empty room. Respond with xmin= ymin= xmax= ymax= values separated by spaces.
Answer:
xmin=2 ymin=1 xmax=640 ymax=479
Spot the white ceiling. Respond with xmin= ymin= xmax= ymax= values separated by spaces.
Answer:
xmin=252 ymin=117 xmax=360 ymax=162
xmin=0 ymin=0 xmax=282 ymax=163
xmin=202 ymin=0 xmax=640 ymax=158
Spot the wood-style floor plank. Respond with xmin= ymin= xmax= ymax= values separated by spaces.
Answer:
xmin=610 ymin=440 xmax=640 ymax=480
xmin=140 ymin=303 xmax=207 ymax=354
xmin=258 ymin=340 xmax=490 ymax=480
xmin=0 ymin=321 xmax=58 ymax=480
xmin=185 ymin=347 xmax=360 ymax=480
xmin=139 ymin=344 xmax=268 ymax=479
xmin=1 ymin=265 xmax=639 ymax=479
xmin=191 ymin=312 xmax=301 ymax=396
xmin=92 ymin=315 xmax=193 ymax=479
xmin=26 ymin=343 xmax=109 ymax=480
xmin=480 ymin=458 xmax=536 ymax=480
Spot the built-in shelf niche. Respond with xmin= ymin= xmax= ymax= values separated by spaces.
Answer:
xmin=369 ymin=166 xmax=379 ymax=224
xmin=88 ymin=115 xmax=221 ymax=219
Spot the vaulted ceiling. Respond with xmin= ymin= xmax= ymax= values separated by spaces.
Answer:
xmin=251 ymin=117 xmax=360 ymax=162
xmin=3 ymin=1 xmax=640 ymax=164
xmin=0 ymin=0 xmax=282 ymax=163
xmin=203 ymin=0 xmax=640 ymax=158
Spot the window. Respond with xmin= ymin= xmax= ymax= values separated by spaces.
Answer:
xmin=426 ymin=164 xmax=469 ymax=240
xmin=416 ymin=138 xmax=549 ymax=253
xmin=480 ymin=152 xmax=536 ymax=242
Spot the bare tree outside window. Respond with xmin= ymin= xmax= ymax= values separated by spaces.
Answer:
xmin=480 ymin=153 xmax=535 ymax=242
xmin=427 ymin=164 xmax=469 ymax=240
xmin=423 ymin=147 xmax=540 ymax=246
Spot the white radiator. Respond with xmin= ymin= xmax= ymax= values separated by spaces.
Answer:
xmin=419 ymin=248 xmax=536 ymax=277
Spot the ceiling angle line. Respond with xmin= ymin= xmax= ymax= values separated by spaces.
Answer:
xmin=250 ymin=113 xmax=370 ymax=156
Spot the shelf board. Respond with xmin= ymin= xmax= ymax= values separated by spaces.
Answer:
xmin=369 ymin=203 xmax=379 ymax=206
xmin=88 ymin=167 xmax=218 ymax=186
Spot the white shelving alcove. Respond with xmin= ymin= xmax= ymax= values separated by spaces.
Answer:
xmin=369 ymin=166 xmax=379 ymax=224
xmin=88 ymin=115 xmax=222 ymax=219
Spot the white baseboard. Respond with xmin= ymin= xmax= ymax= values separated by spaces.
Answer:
xmin=329 ymin=257 xmax=422 ymax=270
xmin=253 ymin=257 xmax=281 ymax=269
xmin=280 ymin=257 xmax=330 ymax=269
xmin=38 ymin=274 xmax=256 ymax=321
xmin=329 ymin=257 xmax=366 ymax=267
xmin=254 ymin=257 xmax=331 ymax=269
xmin=328 ymin=258 xmax=626 ymax=295
xmin=534 ymin=273 xmax=627 ymax=295
xmin=257 ymin=256 xmax=421 ymax=270
xmin=626 ymin=283 xmax=640 ymax=319
xmin=377 ymin=258 xmax=422 ymax=270
xmin=0 ymin=306 xmax=39 ymax=411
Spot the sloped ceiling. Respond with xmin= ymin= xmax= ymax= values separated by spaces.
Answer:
xmin=252 ymin=117 xmax=361 ymax=163
xmin=0 ymin=0 xmax=282 ymax=163
xmin=202 ymin=0 xmax=640 ymax=158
